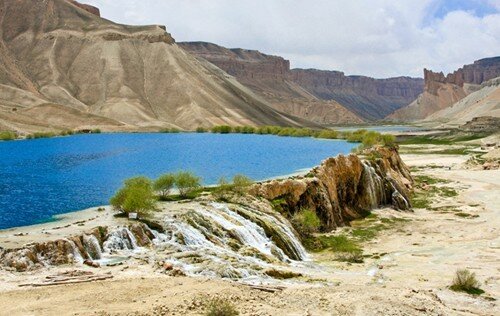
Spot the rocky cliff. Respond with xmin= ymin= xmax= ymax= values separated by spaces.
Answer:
xmin=389 ymin=57 xmax=500 ymax=121
xmin=0 ymin=0 xmax=313 ymax=134
xmin=180 ymin=42 xmax=424 ymax=123
xmin=250 ymin=146 xmax=413 ymax=231
xmin=67 ymin=0 xmax=100 ymax=16
xmin=179 ymin=42 xmax=363 ymax=125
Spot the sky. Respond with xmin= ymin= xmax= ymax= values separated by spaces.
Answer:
xmin=85 ymin=0 xmax=500 ymax=78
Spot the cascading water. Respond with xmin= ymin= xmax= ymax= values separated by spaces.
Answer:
xmin=103 ymin=227 xmax=138 ymax=252
xmin=82 ymin=234 xmax=102 ymax=260
xmin=362 ymin=161 xmax=386 ymax=208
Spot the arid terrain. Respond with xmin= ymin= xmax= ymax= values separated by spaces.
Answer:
xmin=0 ymin=141 xmax=498 ymax=316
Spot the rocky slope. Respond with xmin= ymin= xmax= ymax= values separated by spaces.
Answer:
xmin=389 ymin=57 xmax=500 ymax=121
xmin=424 ymin=77 xmax=500 ymax=126
xmin=180 ymin=42 xmax=424 ymax=122
xmin=0 ymin=0 xmax=312 ymax=134
xmin=1 ymin=147 xmax=412 ymax=272
xmin=179 ymin=42 xmax=363 ymax=125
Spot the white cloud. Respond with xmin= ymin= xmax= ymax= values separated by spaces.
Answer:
xmin=85 ymin=0 xmax=500 ymax=78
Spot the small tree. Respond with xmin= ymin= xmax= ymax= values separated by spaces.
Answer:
xmin=154 ymin=173 xmax=176 ymax=199
xmin=110 ymin=176 xmax=155 ymax=216
xmin=175 ymin=171 xmax=201 ymax=198
xmin=450 ymin=269 xmax=484 ymax=295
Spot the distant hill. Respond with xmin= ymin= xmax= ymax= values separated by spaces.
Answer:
xmin=388 ymin=57 xmax=500 ymax=121
xmin=0 ymin=0 xmax=313 ymax=134
xmin=424 ymin=77 xmax=500 ymax=126
xmin=180 ymin=42 xmax=424 ymax=122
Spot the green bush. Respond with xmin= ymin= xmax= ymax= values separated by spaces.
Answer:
xmin=232 ymin=174 xmax=253 ymax=195
xmin=196 ymin=127 xmax=208 ymax=133
xmin=204 ymin=297 xmax=239 ymax=316
xmin=211 ymin=125 xmax=232 ymax=134
xmin=110 ymin=176 xmax=156 ymax=216
xmin=160 ymin=128 xmax=181 ymax=133
xmin=315 ymin=129 xmax=338 ymax=139
xmin=154 ymin=173 xmax=176 ymax=199
xmin=450 ymin=269 xmax=484 ymax=295
xmin=0 ymin=131 xmax=16 ymax=141
xmin=292 ymin=209 xmax=321 ymax=237
xmin=91 ymin=128 xmax=102 ymax=134
xmin=175 ymin=171 xmax=201 ymax=197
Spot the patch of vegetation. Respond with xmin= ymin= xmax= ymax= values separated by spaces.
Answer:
xmin=398 ymin=133 xmax=487 ymax=146
xmin=175 ymin=171 xmax=202 ymax=198
xmin=213 ymin=174 xmax=254 ymax=200
xmin=454 ymin=212 xmax=479 ymax=219
xmin=196 ymin=127 xmax=208 ymax=133
xmin=204 ymin=297 xmax=239 ymax=316
xmin=450 ymin=269 xmax=484 ymax=295
xmin=410 ymin=175 xmax=458 ymax=209
xmin=110 ymin=176 xmax=156 ymax=216
xmin=292 ymin=209 xmax=321 ymax=237
xmin=0 ymin=131 xmax=16 ymax=141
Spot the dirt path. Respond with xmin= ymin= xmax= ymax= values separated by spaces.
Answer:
xmin=0 ymin=154 xmax=498 ymax=315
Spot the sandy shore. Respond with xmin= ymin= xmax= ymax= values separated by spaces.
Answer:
xmin=0 ymin=152 xmax=498 ymax=315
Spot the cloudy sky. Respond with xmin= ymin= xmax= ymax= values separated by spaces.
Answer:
xmin=86 ymin=0 xmax=500 ymax=78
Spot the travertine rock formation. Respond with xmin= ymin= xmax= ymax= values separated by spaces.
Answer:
xmin=250 ymin=147 xmax=413 ymax=231
xmin=389 ymin=57 xmax=500 ymax=121
xmin=180 ymin=42 xmax=424 ymax=122
xmin=0 ymin=0 xmax=312 ymax=134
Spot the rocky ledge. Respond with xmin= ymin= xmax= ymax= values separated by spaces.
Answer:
xmin=250 ymin=146 xmax=413 ymax=231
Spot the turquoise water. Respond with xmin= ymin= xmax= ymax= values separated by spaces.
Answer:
xmin=0 ymin=133 xmax=357 ymax=229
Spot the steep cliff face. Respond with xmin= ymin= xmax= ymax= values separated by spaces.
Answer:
xmin=290 ymin=69 xmax=424 ymax=120
xmin=0 ymin=0 xmax=313 ymax=133
xmin=389 ymin=57 xmax=500 ymax=121
xmin=180 ymin=42 xmax=423 ymax=123
xmin=250 ymin=147 xmax=413 ymax=231
xmin=179 ymin=42 xmax=363 ymax=125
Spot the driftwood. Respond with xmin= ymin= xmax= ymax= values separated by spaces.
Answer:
xmin=246 ymin=284 xmax=286 ymax=293
xmin=19 ymin=270 xmax=113 ymax=287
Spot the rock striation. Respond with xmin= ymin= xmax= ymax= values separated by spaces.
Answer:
xmin=389 ymin=57 xmax=500 ymax=121
xmin=180 ymin=42 xmax=424 ymax=122
xmin=0 ymin=0 xmax=313 ymax=134
xmin=250 ymin=146 xmax=413 ymax=231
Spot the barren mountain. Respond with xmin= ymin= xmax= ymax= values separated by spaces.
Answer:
xmin=180 ymin=42 xmax=424 ymax=122
xmin=0 ymin=0 xmax=312 ymax=134
xmin=424 ymin=77 xmax=500 ymax=126
xmin=179 ymin=42 xmax=363 ymax=125
xmin=389 ymin=57 xmax=500 ymax=121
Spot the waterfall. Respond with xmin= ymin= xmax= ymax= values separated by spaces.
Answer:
xmin=103 ymin=227 xmax=138 ymax=252
xmin=65 ymin=239 xmax=83 ymax=263
xmin=362 ymin=162 xmax=385 ymax=208
xmin=82 ymin=235 xmax=102 ymax=260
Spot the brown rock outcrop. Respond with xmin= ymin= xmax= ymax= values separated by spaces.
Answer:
xmin=66 ymin=0 xmax=100 ymax=17
xmin=389 ymin=57 xmax=500 ymax=121
xmin=250 ymin=147 xmax=413 ymax=231
xmin=0 ymin=223 xmax=153 ymax=271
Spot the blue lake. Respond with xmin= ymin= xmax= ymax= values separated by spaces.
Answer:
xmin=0 ymin=133 xmax=357 ymax=229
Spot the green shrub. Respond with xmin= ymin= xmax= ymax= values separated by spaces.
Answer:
xmin=292 ymin=209 xmax=321 ymax=237
xmin=175 ymin=171 xmax=201 ymax=197
xmin=204 ymin=297 xmax=239 ymax=316
xmin=110 ymin=176 xmax=156 ymax=216
xmin=315 ymin=129 xmax=338 ymax=139
xmin=91 ymin=128 xmax=102 ymax=134
xmin=0 ymin=131 xmax=16 ymax=141
xmin=154 ymin=173 xmax=176 ymax=199
xmin=211 ymin=125 xmax=233 ymax=134
xmin=232 ymin=174 xmax=253 ymax=195
xmin=160 ymin=128 xmax=181 ymax=133
xmin=196 ymin=127 xmax=208 ymax=133
xmin=450 ymin=269 xmax=484 ymax=295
